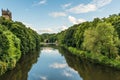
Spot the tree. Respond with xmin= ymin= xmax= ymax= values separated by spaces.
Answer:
xmin=0 ymin=25 xmax=21 ymax=74
xmin=57 ymin=25 xmax=77 ymax=47
xmin=83 ymin=22 xmax=119 ymax=59
xmin=0 ymin=17 xmax=41 ymax=75
xmin=75 ymin=22 xmax=92 ymax=49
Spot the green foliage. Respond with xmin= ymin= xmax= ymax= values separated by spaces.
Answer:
xmin=0 ymin=17 xmax=40 ymax=75
xmin=83 ymin=22 xmax=119 ymax=58
xmin=57 ymin=25 xmax=77 ymax=47
xmin=0 ymin=61 xmax=7 ymax=75
xmin=68 ymin=46 xmax=120 ymax=69
xmin=57 ymin=31 xmax=66 ymax=45
xmin=57 ymin=13 xmax=120 ymax=69
xmin=8 ymin=21 xmax=40 ymax=54
xmin=75 ymin=22 xmax=92 ymax=49
xmin=0 ymin=25 xmax=21 ymax=75
xmin=40 ymin=33 xmax=57 ymax=43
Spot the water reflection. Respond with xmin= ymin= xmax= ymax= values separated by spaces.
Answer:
xmin=59 ymin=47 xmax=120 ymax=80
xmin=28 ymin=46 xmax=80 ymax=80
xmin=1 ymin=46 xmax=120 ymax=80
xmin=0 ymin=50 xmax=40 ymax=80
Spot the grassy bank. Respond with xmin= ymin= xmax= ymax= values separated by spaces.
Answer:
xmin=66 ymin=47 xmax=120 ymax=70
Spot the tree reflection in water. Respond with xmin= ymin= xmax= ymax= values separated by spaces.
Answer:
xmin=1 ymin=46 xmax=120 ymax=80
xmin=59 ymin=47 xmax=120 ymax=80
xmin=0 ymin=50 xmax=40 ymax=80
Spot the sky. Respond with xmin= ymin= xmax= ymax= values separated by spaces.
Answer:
xmin=0 ymin=0 xmax=120 ymax=34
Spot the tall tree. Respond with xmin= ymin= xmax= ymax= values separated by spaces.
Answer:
xmin=83 ymin=22 xmax=119 ymax=59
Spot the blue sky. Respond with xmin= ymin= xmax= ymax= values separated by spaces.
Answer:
xmin=0 ymin=0 xmax=120 ymax=34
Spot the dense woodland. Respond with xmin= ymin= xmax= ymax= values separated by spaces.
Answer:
xmin=42 ymin=13 xmax=120 ymax=69
xmin=0 ymin=17 xmax=40 ymax=75
xmin=57 ymin=13 xmax=120 ymax=69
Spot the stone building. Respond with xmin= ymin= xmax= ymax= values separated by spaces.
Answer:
xmin=1 ymin=9 xmax=12 ymax=20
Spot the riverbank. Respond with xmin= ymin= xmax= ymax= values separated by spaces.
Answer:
xmin=60 ymin=46 xmax=120 ymax=80
xmin=63 ymin=46 xmax=120 ymax=70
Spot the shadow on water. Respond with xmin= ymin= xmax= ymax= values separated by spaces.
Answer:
xmin=58 ymin=47 xmax=120 ymax=80
xmin=0 ymin=50 xmax=40 ymax=80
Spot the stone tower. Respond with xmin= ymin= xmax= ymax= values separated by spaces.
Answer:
xmin=1 ymin=9 xmax=12 ymax=20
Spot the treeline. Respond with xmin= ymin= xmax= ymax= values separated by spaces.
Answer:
xmin=40 ymin=33 xmax=57 ymax=43
xmin=0 ymin=17 xmax=40 ymax=75
xmin=57 ymin=13 xmax=120 ymax=69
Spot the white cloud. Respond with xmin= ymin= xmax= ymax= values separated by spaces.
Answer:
xmin=67 ymin=0 xmax=112 ymax=14
xmin=22 ymin=22 xmax=68 ymax=34
xmin=69 ymin=68 xmax=78 ymax=74
xmin=68 ymin=16 xmax=86 ymax=24
xmin=22 ymin=22 xmax=38 ymax=32
xmin=49 ymin=63 xmax=67 ymax=69
xmin=49 ymin=12 xmax=67 ymax=18
xmin=63 ymin=70 xmax=72 ymax=77
xmin=40 ymin=76 xmax=47 ymax=80
xmin=62 ymin=3 xmax=72 ymax=9
xmin=67 ymin=4 xmax=97 ymax=14
xmin=39 ymin=25 xmax=68 ymax=34
xmin=39 ymin=28 xmax=53 ymax=33
xmin=42 ymin=48 xmax=54 ymax=53
xmin=59 ymin=25 xmax=68 ymax=31
xmin=92 ymin=0 xmax=112 ymax=8
xmin=68 ymin=16 xmax=76 ymax=24
xmin=32 ymin=0 xmax=47 ymax=6
xmin=42 ymin=47 xmax=58 ymax=54
xmin=22 ymin=22 xmax=32 ymax=28
xmin=38 ymin=0 xmax=47 ymax=5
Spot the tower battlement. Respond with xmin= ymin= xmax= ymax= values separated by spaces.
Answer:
xmin=1 ymin=9 xmax=12 ymax=20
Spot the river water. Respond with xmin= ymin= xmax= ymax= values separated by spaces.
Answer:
xmin=0 ymin=45 xmax=120 ymax=80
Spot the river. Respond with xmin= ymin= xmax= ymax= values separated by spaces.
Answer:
xmin=0 ymin=45 xmax=120 ymax=80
